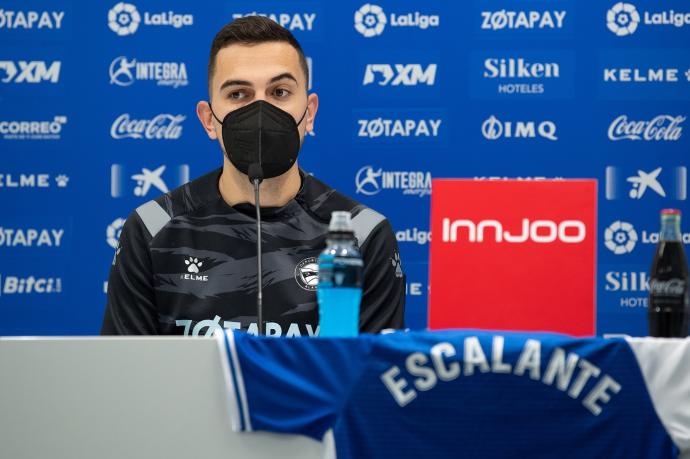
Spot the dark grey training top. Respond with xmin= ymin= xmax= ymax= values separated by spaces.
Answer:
xmin=101 ymin=168 xmax=405 ymax=336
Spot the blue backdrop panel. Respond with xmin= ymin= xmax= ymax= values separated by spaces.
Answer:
xmin=1 ymin=0 xmax=689 ymax=336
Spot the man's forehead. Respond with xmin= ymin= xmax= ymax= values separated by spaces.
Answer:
xmin=214 ymin=42 xmax=303 ymax=84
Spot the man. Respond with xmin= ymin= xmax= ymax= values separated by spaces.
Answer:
xmin=101 ymin=16 xmax=405 ymax=336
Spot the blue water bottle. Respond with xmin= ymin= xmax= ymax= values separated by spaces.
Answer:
xmin=317 ymin=211 xmax=363 ymax=337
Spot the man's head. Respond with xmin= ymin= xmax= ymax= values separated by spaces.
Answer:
xmin=197 ymin=16 xmax=318 ymax=170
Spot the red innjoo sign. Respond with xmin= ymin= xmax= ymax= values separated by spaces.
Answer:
xmin=429 ymin=179 xmax=597 ymax=336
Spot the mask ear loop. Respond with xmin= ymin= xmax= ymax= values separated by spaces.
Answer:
xmin=208 ymin=102 xmax=224 ymax=124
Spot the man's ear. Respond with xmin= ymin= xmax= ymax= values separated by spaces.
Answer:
xmin=305 ymin=93 xmax=319 ymax=133
xmin=196 ymin=100 xmax=218 ymax=140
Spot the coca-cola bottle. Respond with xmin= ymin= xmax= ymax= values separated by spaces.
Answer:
xmin=648 ymin=209 xmax=689 ymax=337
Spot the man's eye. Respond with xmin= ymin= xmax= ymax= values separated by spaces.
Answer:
xmin=228 ymin=91 xmax=246 ymax=100
xmin=273 ymin=88 xmax=290 ymax=98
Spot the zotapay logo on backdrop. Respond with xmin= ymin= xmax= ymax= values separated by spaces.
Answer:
xmin=606 ymin=2 xmax=690 ymax=36
xmin=605 ymin=166 xmax=687 ymax=201
xmin=354 ymin=4 xmax=439 ymax=38
xmin=111 ymin=164 xmax=189 ymax=198
xmin=0 ymin=9 xmax=65 ymax=29
xmin=0 ymin=60 xmax=60 ymax=84
xmin=231 ymin=11 xmax=317 ymax=32
xmin=0 ymin=227 xmax=64 ymax=248
xmin=110 ymin=113 xmax=185 ymax=140
xmin=355 ymin=111 xmax=443 ymax=144
xmin=355 ymin=165 xmax=431 ymax=197
xmin=481 ymin=115 xmax=558 ymax=141
xmin=471 ymin=51 xmax=574 ymax=99
xmin=0 ymin=116 xmax=67 ymax=140
xmin=608 ymin=114 xmax=685 ymax=141
xmin=109 ymin=56 xmax=188 ymax=88
xmin=107 ymin=2 xmax=193 ymax=36
xmin=478 ymin=8 xmax=569 ymax=35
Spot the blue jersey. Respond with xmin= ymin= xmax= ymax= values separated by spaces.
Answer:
xmin=217 ymin=330 xmax=690 ymax=458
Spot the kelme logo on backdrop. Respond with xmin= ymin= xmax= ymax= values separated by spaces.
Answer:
xmin=607 ymin=2 xmax=690 ymax=36
xmin=0 ymin=173 xmax=68 ymax=189
xmin=108 ymin=2 xmax=193 ymax=36
xmin=354 ymin=4 xmax=439 ymax=37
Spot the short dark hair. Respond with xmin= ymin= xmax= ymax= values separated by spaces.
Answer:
xmin=207 ymin=16 xmax=309 ymax=96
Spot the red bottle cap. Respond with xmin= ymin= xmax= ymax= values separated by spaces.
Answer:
xmin=661 ymin=209 xmax=681 ymax=216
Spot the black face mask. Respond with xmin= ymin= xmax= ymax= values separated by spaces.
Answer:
xmin=210 ymin=100 xmax=308 ymax=180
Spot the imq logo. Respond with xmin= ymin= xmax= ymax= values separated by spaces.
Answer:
xmin=0 ymin=60 xmax=60 ymax=83
xmin=442 ymin=218 xmax=586 ymax=244
xmin=482 ymin=115 xmax=557 ymax=141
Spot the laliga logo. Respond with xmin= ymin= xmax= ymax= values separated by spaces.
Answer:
xmin=604 ymin=220 xmax=637 ymax=254
xmin=442 ymin=218 xmax=586 ymax=243
xmin=607 ymin=3 xmax=640 ymax=36
xmin=355 ymin=4 xmax=387 ymax=37
xmin=108 ymin=2 xmax=140 ymax=36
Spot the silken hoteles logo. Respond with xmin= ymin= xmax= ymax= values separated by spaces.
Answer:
xmin=481 ymin=115 xmax=557 ymax=141
xmin=480 ymin=9 xmax=567 ymax=31
xmin=604 ymin=220 xmax=690 ymax=255
xmin=605 ymin=166 xmax=687 ymax=201
xmin=608 ymin=115 xmax=685 ymax=141
xmin=107 ymin=2 xmax=193 ymax=36
xmin=604 ymin=270 xmax=650 ymax=308
xmin=110 ymin=164 xmax=190 ymax=198
xmin=355 ymin=165 xmax=431 ymax=197
xmin=109 ymin=56 xmax=188 ymax=88
xmin=0 ymin=173 xmax=69 ymax=189
xmin=607 ymin=2 xmax=690 ymax=36
xmin=0 ymin=226 xmax=64 ymax=248
xmin=110 ymin=113 xmax=185 ymax=140
xmin=0 ymin=9 xmax=65 ymax=30
xmin=354 ymin=4 xmax=439 ymax=38
xmin=363 ymin=64 xmax=437 ymax=86
xmin=231 ymin=12 xmax=317 ymax=32
xmin=0 ymin=116 xmax=67 ymax=140
xmin=472 ymin=51 xmax=573 ymax=98
xmin=0 ymin=60 xmax=60 ymax=84
xmin=441 ymin=218 xmax=586 ymax=244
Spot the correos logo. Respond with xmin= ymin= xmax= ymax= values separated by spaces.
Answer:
xmin=607 ymin=3 xmax=640 ymax=36
xmin=604 ymin=220 xmax=637 ymax=254
xmin=355 ymin=4 xmax=387 ymax=37
xmin=108 ymin=2 xmax=141 ymax=36
xmin=442 ymin=218 xmax=586 ymax=244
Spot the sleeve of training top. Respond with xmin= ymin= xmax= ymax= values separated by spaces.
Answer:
xmin=217 ymin=330 xmax=371 ymax=440
xmin=101 ymin=211 xmax=158 ymax=335
xmin=359 ymin=219 xmax=406 ymax=332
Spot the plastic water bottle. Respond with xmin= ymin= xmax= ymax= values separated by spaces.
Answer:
xmin=317 ymin=211 xmax=363 ymax=337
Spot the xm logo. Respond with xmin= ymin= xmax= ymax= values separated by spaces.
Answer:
xmin=363 ymin=64 xmax=437 ymax=86
xmin=604 ymin=220 xmax=637 ymax=254
xmin=442 ymin=218 xmax=586 ymax=244
xmin=607 ymin=3 xmax=640 ymax=36
xmin=482 ymin=115 xmax=557 ymax=141
xmin=0 ymin=60 xmax=61 ymax=83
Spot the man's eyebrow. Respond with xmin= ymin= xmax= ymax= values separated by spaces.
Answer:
xmin=219 ymin=79 xmax=253 ymax=92
xmin=269 ymin=72 xmax=298 ymax=85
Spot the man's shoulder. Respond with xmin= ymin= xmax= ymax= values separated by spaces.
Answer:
xmin=299 ymin=172 xmax=390 ymax=247
xmin=129 ymin=167 xmax=221 ymax=240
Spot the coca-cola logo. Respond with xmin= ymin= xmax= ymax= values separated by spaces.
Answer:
xmin=441 ymin=218 xmax=586 ymax=244
xmin=608 ymin=115 xmax=685 ymax=141
xmin=650 ymin=279 xmax=687 ymax=296
xmin=110 ymin=113 xmax=185 ymax=140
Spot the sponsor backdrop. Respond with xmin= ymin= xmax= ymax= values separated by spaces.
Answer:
xmin=0 ymin=0 xmax=688 ymax=336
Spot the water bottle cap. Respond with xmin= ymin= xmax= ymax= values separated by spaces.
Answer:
xmin=661 ymin=209 xmax=681 ymax=216
xmin=329 ymin=211 xmax=353 ymax=232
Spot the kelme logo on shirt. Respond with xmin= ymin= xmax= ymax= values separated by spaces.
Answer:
xmin=180 ymin=256 xmax=208 ymax=282
xmin=295 ymin=257 xmax=319 ymax=291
